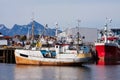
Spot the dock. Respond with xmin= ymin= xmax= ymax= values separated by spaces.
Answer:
xmin=0 ymin=48 xmax=15 ymax=63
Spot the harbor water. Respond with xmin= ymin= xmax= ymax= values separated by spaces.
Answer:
xmin=0 ymin=63 xmax=120 ymax=80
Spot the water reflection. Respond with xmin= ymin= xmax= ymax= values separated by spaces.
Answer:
xmin=89 ymin=65 xmax=120 ymax=80
xmin=14 ymin=65 xmax=92 ymax=80
xmin=0 ymin=63 xmax=120 ymax=80
xmin=0 ymin=63 xmax=15 ymax=80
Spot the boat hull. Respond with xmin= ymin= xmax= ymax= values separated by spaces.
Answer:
xmin=95 ymin=43 xmax=120 ymax=65
xmin=14 ymin=49 xmax=92 ymax=66
xmin=15 ymin=56 xmax=84 ymax=66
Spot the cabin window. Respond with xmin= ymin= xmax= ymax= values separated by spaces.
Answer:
xmin=56 ymin=46 xmax=58 ymax=48
xmin=20 ymin=53 xmax=28 ymax=57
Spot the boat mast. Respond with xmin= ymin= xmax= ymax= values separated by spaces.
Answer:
xmin=55 ymin=22 xmax=58 ymax=40
xmin=77 ymin=19 xmax=81 ymax=53
xmin=104 ymin=23 xmax=107 ymax=43
xmin=31 ymin=13 xmax=34 ymax=43
xmin=44 ymin=24 xmax=48 ymax=36
xmin=77 ymin=19 xmax=81 ymax=45
xmin=27 ymin=27 xmax=30 ymax=40
xmin=104 ymin=18 xmax=112 ymax=43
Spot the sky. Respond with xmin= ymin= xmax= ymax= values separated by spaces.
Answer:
xmin=0 ymin=0 xmax=120 ymax=29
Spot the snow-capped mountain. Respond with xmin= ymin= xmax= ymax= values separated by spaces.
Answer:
xmin=0 ymin=21 xmax=62 ymax=36
xmin=0 ymin=24 xmax=10 ymax=35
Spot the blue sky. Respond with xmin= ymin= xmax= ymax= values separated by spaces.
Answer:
xmin=0 ymin=0 xmax=120 ymax=29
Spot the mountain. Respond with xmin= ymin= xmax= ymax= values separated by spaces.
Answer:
xmin=0 ymin=24 xmax=10 ymax=35
xmin=0 ymin=21 xmax=62 ymax=36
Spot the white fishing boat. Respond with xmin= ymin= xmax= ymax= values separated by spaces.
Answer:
xmin=14 ymin=20 xmax=92 ymax=66
xmin=15 ymin=43 xmax=92 ymax=66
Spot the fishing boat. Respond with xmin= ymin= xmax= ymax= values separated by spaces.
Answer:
xmin=14 ymin=21 xmax=92 ymax=66
xmin=15 ymin=43 xmax=92 ymax=66
xmin=95 ymin=19 xmax=120 ymax=65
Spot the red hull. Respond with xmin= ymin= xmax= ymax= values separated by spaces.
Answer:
xmin=95 ymin=43 xmax=120 ymax=65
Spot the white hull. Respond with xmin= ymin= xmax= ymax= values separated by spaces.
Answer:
xmin=15 ymin=49 xmax=92 ymax=66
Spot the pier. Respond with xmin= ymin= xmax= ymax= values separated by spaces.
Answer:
xmin=0 ymin=48 xmax=15 ymax=63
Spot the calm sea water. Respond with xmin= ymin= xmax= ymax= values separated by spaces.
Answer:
xmin=0 ymin=63 xmax=120 ymax=80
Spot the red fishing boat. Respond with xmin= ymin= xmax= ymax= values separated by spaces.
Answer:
xmin=95 ymin=19 xmax=120 ymax=65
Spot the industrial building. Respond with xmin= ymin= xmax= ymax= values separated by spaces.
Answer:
xmin=58 ymin=27 xmax=98 ymax=44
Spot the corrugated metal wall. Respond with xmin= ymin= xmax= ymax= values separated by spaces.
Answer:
xmin=59 ymin=27 xmax=98 ymax=43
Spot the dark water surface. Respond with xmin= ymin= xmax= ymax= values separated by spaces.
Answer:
xmin=0 ymin=63 xmax=120 ymax=80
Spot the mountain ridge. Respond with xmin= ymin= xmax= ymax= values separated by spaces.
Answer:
xmin=0 ymin=21 xmax=62 ymax=36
